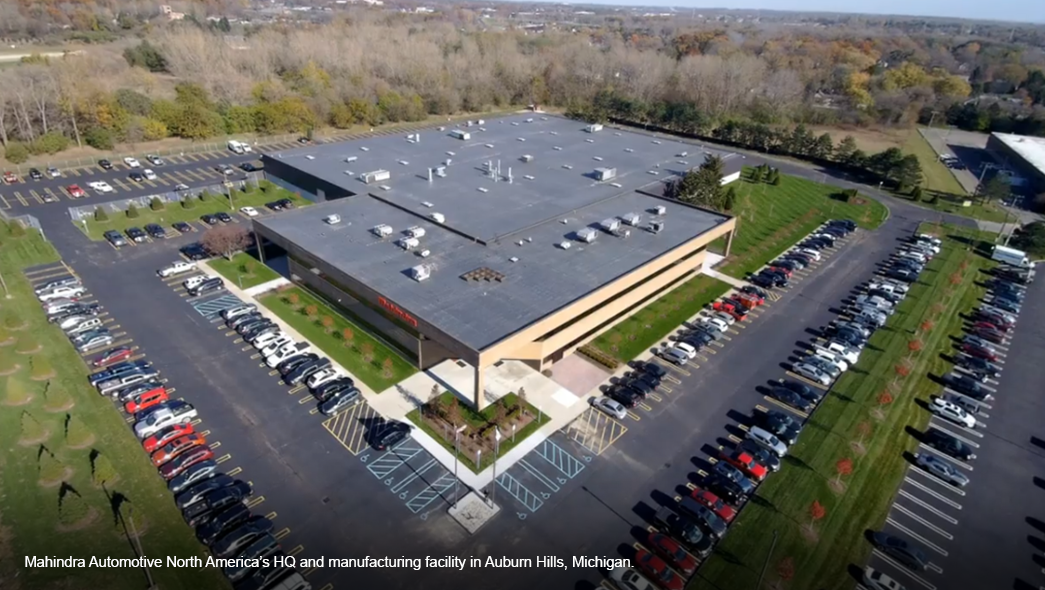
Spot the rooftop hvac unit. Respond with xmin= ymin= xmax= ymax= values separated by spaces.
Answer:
xmin=576 ymin=227 xmax=598 ymax=243
xmin=449 ymin=130 xmax=470 ymax=140
xmin=653 ymin=205 xmax=666 ymax=215
xmin=622 ymin=212 xmax=642 ymax=226
xmin=525 ymin=118 xmax=534 ymax=123
xmin=477 ymin=187 xmax=489 ymax=193
xmin=466 ymin=121 xmax=474 ymax=127
xmin=431 ymin=212 xmax=445 ymax=223
xmin=562 ymin=164 xmax=573 ymax=170
xmin=510 ymin=256 xmax=519 ymax=262
xmin=609 ymin=182 xmax=622 ymax=188
xmin=512 ymin=121 xmax=520 ymax=126
xmin=305 ymin=155 xmax=315 ymax=160
xmin=553 ymin=146 xmax=563 ymax=151
xmin=398 ymin=160 xmax=409 ymax=166
xmin=419 ymin=250 xmax=430 ymax=258
xmin=436 ymin=167 xmax=447 ymax=177
xmin=585 ymin=139 xmax=595 ymax=144
xmin=593 ymin=156 xmax=603 ymax=161
xmin=371 ymin=224 xmax=393 ymax=238
xmin=517 ymin=137 xmax=526 ymax=142
xmin=345 ymin=156 xmax=358 ymax=163
xmin=600 ymin=218 xmax=621 ymax=232
xmin=484 ymin=143 xmax=494 ymax=148
xmin=651 ymin=140 xmax=661 ymax=145
xmin=406 ymin=226 xmax=426 ymax=238
xmin=324 ymin=214 xmax=341 ymax=225
xmin=585 ymin=123 xmax=603 ymax=133
xmin=361 ymin=170 xmax=391 ymax=184
xmin=647 ymin=170 xmax=660 ymax=175
xmin=521 ymin=155 xmax=534 ymax=163
xmin=594 ymin=167 xmax=616 ymax=181
xmin=360 ymin=146 xmax=369 ymax=151
xmin=477 ymin=119 xmax=485 ymax=125
xmin=558 ymin=241 xmax=572 ymax=250
xmin=648 ymin=221 xmax=664 ymax=234
xmin=677 ymin=151 xmax=688 ymax=157
xmin=410 ymin=265 xmax=430 ymax=282
xmin=624 ymin=148 xmax=634 ymax=153
xmin=523 ymin=175 xmax=535 ymax=180
xmin=398 ymin=237 xmax=420 ymax=250
xmin=422 ymin=201 xmax=434 ymax=208
xmin=446 ymin=151 xmax=455 ymax=156
xmin=438 ymin=126 xmax=446 ymax=131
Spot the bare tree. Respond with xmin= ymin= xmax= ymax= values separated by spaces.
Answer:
xmin=200 ymin=225 xmax=250 ymax=260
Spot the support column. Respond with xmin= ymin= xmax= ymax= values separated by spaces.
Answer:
xmin=473 ymin=365 xmax=487 ymax=412
xmin=255 ymin=231 xmax=265 ymax=263
xmin=724 ymin=229 xmax=735 ymax=258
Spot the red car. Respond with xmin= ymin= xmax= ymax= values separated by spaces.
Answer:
xmin=971 ymin=321 xmax=1005 ymax=333
xmin=158 ymin=446 xmax=214 ymax=480
xmin=712 ymin=300 xmax=747 ymax=322
xmin=973 ymin=327 xmax=1006 ymax=344
xmin=93 ymin=346 xmax=133 ymax=367
xmin=142 ymin=422 xmax=195 ymax=453
xmin=646 ymin=532 xmax=698 ymax=576
xmin=691 ymin=487 xmax=737 ymax=522
xmin=151 ymin=433 xmax=207 ymax=467
xmin=124 ymin=388 xmax=169 ymax=415
xmin=3 ymin=172 xmax=18 ymax=184
xmin=961 ymin=343 xmax=997 ymax=362
xmin=635 ymin=550 xmax=684 ymax=590
xmin=768 ymin=266 xmax=793 ymax=278
xmin=735 ymin=292 xmax=763 ymax=308
xmin=720 ymin=450 xmax=767 ymax=481
xmin=67 ymin=184 xmax=87 ymax=198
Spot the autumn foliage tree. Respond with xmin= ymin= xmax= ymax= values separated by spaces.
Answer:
xmin=809 ymin=500 xmax=827 ymax=523
xmin=777 ymin=557 xmax=795 ymax=583
xmin=200 ymin=225 xmax=251 ymax=260
xmin=908 ymin=339 xmax=923 ymax=353
xmin=920 ymin=320 xmax=934 ymax=333
xmin=341 ymin=327 xmax=354 ymax=347
xmin=835 ymin=457 xmax=854 ymax=485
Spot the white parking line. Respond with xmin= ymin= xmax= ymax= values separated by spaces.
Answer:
xmin=871 ymin=551 xmax=937 ymax=590
xmin=903 ymin=477 xmax=964 ymax=508
xmin=897 ymin=489 xmax=960 ymax=524
xmin=906 ymin=470 xmax=967 ymax=497
xmin=930 ymin=417 xmax=983 ymax=438
xmin=917 ymin=444 xmax=973 ymax=471
xmin=888 ymin=511 xmax=953 ymax=546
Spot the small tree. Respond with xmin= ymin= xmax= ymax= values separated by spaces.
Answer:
xmin=20 ymin=409 xmax=46 ymax=442
xmin=723 ymin=186 xmax=737 ymax=211
xmin=855 ymin=421 xmax=872 ymax=443
xmin=360 ymin=342 xmax=374 ymax=363
xmin=908 ymin=339 xmax=923 ymax=354
xmin=320 ymin=316 xmax=334 ymax=332
xmin=920 ymin=320 xmax=934 ymax=333
xmin=304 ymin=304 xmax=318 ymax=318
xmin=948 ymin=272 xmax=962 ymax=286
xmin=809 ymin=499 xmax=826 ymax=524
xmin=894 ymin=361 xmax=911 ymax=377
xmin=38 ymin=450 xmax=66 ymax=486
xmin=30 ymin=355 xmax=54 ymax=381
xmin=771 ymin=170 xmax=781 ymax=185
xmin=6 ymin=375 xmax=31 ymax=405
xmin=517 ymin=386 xmax=527 ymax=408
xmin=59 ymin=487 xmax=90 ymax=526
xmin=91 ymin=453 xmax=118 ymax=487
xmin=149 ymin=197 xmax=165 ymax=211
xmin=15 ymin=333 xmax=38 ymax=354
xmin=877 ymin=391 xmax=894 ymax=406
xmin=493 ymin=400 xmax=509 ymax=428
xmin=181 ymin=197 xmax=195 ymax=210
xmin=445 ymin=397 xmax=463 ymax=428
xmin=341 ymin=327 xmax=354 ymax=347
xmin=126 ymin=203 xmax=140 ymax=219
xmin=776 ymin=556 xmax=795 ymax=584
xmin=834 ymin=457 xmax=853 ymax=485
xmin=286 ymin=292 xmax=300 ymax=308
xmin=200 ymin=225 xmax=251 ymax=260
xmin=43 ymin=381 xmax=73 ymax=412
xmin=93 ymin=206 xmax=108 ymax=222
xmin=65 ymin=414 xmax=94 ymax=448
xmin=381 ymin=357 xmax=394 ymax=378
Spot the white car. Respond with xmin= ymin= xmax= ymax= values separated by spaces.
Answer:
xmin=259 ymin=335 xmax=293 ymax=355
xmin=240 ymin=206 xmax=258 ymax=217
xmin=862 ymin=566 xmax=905 ymax=590
xmin=183 ymin=275 xmax=208 ymax=290
xmin=222 ymin=304 xmax=257 ymax=321
xmin=914 ymin=453 xmax=969 ymax=487
xmin=942 ymin=392 xmax=981 ymax=416
xmin=673 ymin=342 xmax=698 ymax=359
xmin=143 ymin=169 xmax=157 ymax=180
xmin=868 ymin=281 xmax=908 ymax=297
xmin=699 ymin=316 xmax=729 ymax=333
xmin=928 ymin=398 xmax=977 ymax=429
xmin=174 ymin=183 xmax=190 ymax=191
xmin=711 ymin=311 xmax=736 ymax=326
xmin=266 ymin=344 xmax=311 ymax=368
xmin=47 ymin=166 xmax=61 ymax=178
xmin=88 ymin=181 xmax=114 ymax=193
xmin=39 ymin=285 xmax=86 ymax=302
xmin=747 ymin=426 xmax=788 ymax=457
xmin=591 ymin=396 xmax=628 ymax=420
xmin=133 ymin=406 xmax=198 ymax=438
xmin=57 ymin=315 xmax=90 ymax=330
xmin=306 ymin=367 xmax=342 ymax=390
xmin=124 ymin=157 xmax=141 ymax=168
xmin=854 ymin=295 xmax=895 ymax=314
xmin=147 ymin=154 xmax=164 ymax=166
xmin=822 ymin=340 xmax=860 ymax=365
xmin=793 ymin=362 xmax=831 ymax=385
xmin=811 ymin=348 xmax=848 ymax=372
xmin=158 ymin=261 xmax=196 ymax=278
xmin=797 ymin=248 xmax=821 ymax=261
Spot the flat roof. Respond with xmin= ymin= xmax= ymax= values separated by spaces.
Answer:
xmin=262 ymin=113 xmax=743 ymax=244
xmin=257 ymin=120 xmax=734 ymax=351
xmin=992 ymin=132 xmax=1045 ymax=174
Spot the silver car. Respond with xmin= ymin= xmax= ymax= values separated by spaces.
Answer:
xmin=793 ymin=362 xmax=830 ymax=385
xmin=914 ymin=453 xmax=969 ymax=487
xmin=591 ymin=396 xmax=627 ymax=420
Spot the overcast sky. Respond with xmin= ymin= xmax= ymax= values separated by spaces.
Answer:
xmin=556 ymin=1 xmax=1043 ymax=24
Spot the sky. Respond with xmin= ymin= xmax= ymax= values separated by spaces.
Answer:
xmin=555 ymin=0 xmax=1043 ymax=24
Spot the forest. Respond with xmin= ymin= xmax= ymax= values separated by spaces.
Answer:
xmin=1 ymin=8 xmax=1044 ymax=165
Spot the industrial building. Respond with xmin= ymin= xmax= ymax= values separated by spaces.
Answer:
xmin=986 ymin=132 xmax=1045 ymax=194
xmin=254 ymin=114 xmax=740 ymax=408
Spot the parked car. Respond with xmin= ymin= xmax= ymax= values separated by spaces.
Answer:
xmin=634 ymin=551 xmax=684 ymax=590
xmin=216 ymin=211 xmax=233 ymax=223
xmin=210 ymin=515 xmax=274 ymax=559
xmin=710 ymin=461 xmax=756 ymax=496
xmin=240 ymin=206 xmax=259 ymax=217
xmin=223 ymin=536 xmax=282 ymax=583
xmin=189 ymin=278 xmax=225 ymax=298
xmin=870 ymin=532 xmax=929 ymax=571
xmin=172 ymin=222 xmax=193 ymax=234
xmin=196 ymin=504 xmax=252 ymax=545
xmin=689 ymin=487 xmax=737 ymax=522
xmin=151 ymin=433 xmax=206 ymax=466
xmin=766 ymin=386 xmax=814 ymax=413
xmin=143 ymin=423 xmax=196 ymax=453
xmin=755 ymin=410 xmax=801 ymax=445
xmin=922 ymin=428 xmax=976 ymax=462
xmin=646 ymin=532 xmax=699 ymax=576
xmin=319 ymin=387 xmax=363 ymax=417
xmin=736 ymin=439 xmax=781 ymax=472
xmin=701 ymin=473 xmax=747 ymax=506
xmin=200 ymin=214 xmax=220 ymax=226
xmin=35 ymin=276 xmax=81 ymax=295
xmin=862 ymin=567 xmax=905 ymax=590
xmin=792 ymin=362 xmax=830 ymax=385
xmin=942 ymin=373 xmax=993 ymax=401
xmin=124 ymin=157 xmax=141 ymax=168
xmin=175 ymin=474 xmax=238 ymax=510
xmin=159 ymin=446 xmax=215 ymax=480
xmin=168 ymin=461 xmax=219 ymax=494
xmin=719 ymin=449 xmax=768 ymax=481
xmin=181 ymin=244 xmax=209 ymax=260
xmin=92 ymin=346 xmax=134 ymax=368
xmin=954 ymin=355 xmax=1000 ymax=380
xmin=39 ymin=284 xmax=86 ymax=302
xmin=2 ymin=171 xmax=19 ymax=184
xmin=129 ymin=171 xmax=144 ymax=182
xmin=182 ymin=481 xmax=253 ymax=527
xmin=746 ymin=426 xmax=788 ymax=457
xmin=373 ymin=420 xmax=412 ymax=450
xmin=158 ymin=261 xmax=197 ymax=278
xmin=591 ymin=396 xmax=628 ymax=420
xmin=66 ymin=184 xmax=87 ymax=198
xmin=126 ymin=227 xmax=147 ymax=243
xmin=652 ymin=507 xmax=714 ymax=557
xmin=914 ymin=453 xmax=969 ymax=487
xmin=145 ymin=224 xmax=166 ymax=239
xmin=134 ymin=401 xmax=198 ymax=438
xmin=928 ymin=398 xmax=977 ymax=429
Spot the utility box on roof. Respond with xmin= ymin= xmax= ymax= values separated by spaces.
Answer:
xmin=585 ymin=124 xmax=603 ymax=133
xmin=406 ymin=226 xmax=426 ymax=239
xmin=449 ymin=129 xmax=470 ymax=140
xmin=594 ymin=167 xmax=616 ymax=181
xmin=371 ymin=224 xmax=393 ymax=238
xmin=398 ymin=237 xmax=420 ymax=250
xmin=576 ymin=227 xmax=598 ymax=243
xmin=361 ymin=170 xmax=390 ymax=184
xmin=410 ymin=265 xmax=430 ymax=282
xmin=600 ymin=218 xmax=621 ymax=232
xmin=622 ymin=212 xmax=642 ymax=226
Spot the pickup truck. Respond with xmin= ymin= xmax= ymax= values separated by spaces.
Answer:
xmin=158 ymin=261 xmax=197 ymax=278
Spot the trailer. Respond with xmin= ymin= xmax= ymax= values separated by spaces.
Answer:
xmin=991 ymin=245 xmax=1031 ymax=268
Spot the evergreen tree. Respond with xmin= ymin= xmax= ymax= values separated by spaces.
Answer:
xmin=149 ymin=197 xmax=165 ymax=211
xmin=811 ymin=133 xmax=834 ymax=160
xmin=6 ymin=374 xmax=31 ymax=405
xmin=59 ymin=488 xmax=90 ymax=526
xmin=38 ymin=450 xmax=66 ymax=485
xmin=20 ymin=409 xmax=46 ymax=442
xmin=770 ymin=169 xmax=782 ymax=185
xmin=723 ymin=186 xmax=737 ymax=211
xmin=93 ymin=207 xmax=108 ymax=222
xmin=911 ymin=186 xmax=924 ymax=201
xmin=126 ymin=203 xmax=140 ymax=219
xmin=181 ymin=197 xmax=195 ymax=210
xmin=835 ymin=135 xmax=859 ymax=164
xmin=43 ymin=381 xmax=73 ymax=412
xmin=750 ymin=166 xmax=763 ymax=183
xmin=65 ymin=414 xmax=94 ymax=448
xmin=91 ymin=453 xmax=118 ymax=487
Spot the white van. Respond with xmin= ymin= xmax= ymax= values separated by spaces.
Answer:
xmin=227 ymin=140 xmax=246 ymax=154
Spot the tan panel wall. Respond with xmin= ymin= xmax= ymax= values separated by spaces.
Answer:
xmin=478 ymin=219 xmax=733 ymax=366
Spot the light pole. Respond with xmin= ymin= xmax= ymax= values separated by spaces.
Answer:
xmin=754 ymin=529 xmax=779 ymax=590
xmin=537 ymin=405 xmax=543 ymax=424
xmin=126 ymin=505 xmax=157 ymax=590
xmin=490 ymin=427 xmax=501 ymax=507
xmin=512 ymin=422 xmax=517 ymax=443
xmin=452 ymin=424 xmax=466 ymax=508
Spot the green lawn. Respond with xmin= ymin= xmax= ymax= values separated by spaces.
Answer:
xmin=586 ymin=275 xmax=731 ymax=367
xmin=76 ymin=183 xmax=311 ymax=241
xmin=259 ymin=287 xmax=416 ymax=392
xmin=903 ymin=132 xmax=967 ymax=196
xmin=0 ymin=221 xmax=226 ymax=590
xmin=406 ymin=392 xmax=550 ymax=472
xmin=208 ymin=252 xmax=281 ymax=290
xmin=692 ymin=225 xmax=991 ymax=590
xmin=719 ymin=171 xmax=889 ymax=278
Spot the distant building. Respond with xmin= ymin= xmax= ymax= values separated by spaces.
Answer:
xmin=987 ymin=132 xmax=1045 ymax=194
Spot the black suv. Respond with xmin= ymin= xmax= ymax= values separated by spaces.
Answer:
xmin=28 ymin=168 xmax=42 ymax=180
xmin=923 ymin=428 xmax=976 ymax=461
xmin=200 ymin=214 xmax=219 ymax=225
xmin=755 ymin=409 xmax=801 ymax=445
xmin=104 ymin=230 xmax=127 ymax=248
xmin=129 ymin=171 xmax=144 ymax=182
xmin=126 ymin=227 xmax=147 ymax=243
xmin=98 ymin=159 xmax=113 ymax=170
xmin=181 ymin=243 xmax=209 ymax=261
xmin=373 ymin=421 xmax=411 ymax=451
xmin=145 ymin=224 xmax=166 ymax=239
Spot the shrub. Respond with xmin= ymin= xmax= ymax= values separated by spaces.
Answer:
xmin=286 ymin=292 xmax=300 ymax=307
xmin=382 ymin=357 xmax=394 ymax=378
xmin=38 ymin=450 xmax=66 ymax=485
xmin=43 ymin=381 xmax=73 ymax=412
xmin=149 ymin=197 xmax=165 ymax=211
xmin=341 ymin=327 xmax=354 ymax=346
xmin=181 ymin=197 xmax=195 ymax=210
xmin=15 ymin=333 xmax=38 ymax=354
xmin=6 ymin=375 xmax=31 ymax=405
xmin=126 ymin=203 xmax=140 ymax=219
xmin=29 ymin=131 xmax=69 ymax=155
xmin=321 ymin=316 xmax=334 ymax=332
xmin=84 ymin=127 xmax=115 ymax=150
xmin=8 ymin=221 xmax=25 ymax=237
xmin=93 ymin=206 xmax=109 ymax=222
xmin=65 ymin=414 xmax=93 ymax=448
xmin=360 ymin=342 xmax=374 ymax=363
xmin=3 ymin=314 xmax=23 ymax=330
xmin=3 ymin=141 xmax=30 ymax=164
xmin=911 ymin=186 xmax=923 ymax=201
xmin=91 ymin=453 xmax=118 ymax=487
xmin=0 ymin=353 xmax=16 ymax=376
xmin=59 ymin=489 xmax=90 ymax=526
xmin=30 ymin=355 xmax=54 ymax=380
xmin=304 ymin=304 xmax=318 ymax=317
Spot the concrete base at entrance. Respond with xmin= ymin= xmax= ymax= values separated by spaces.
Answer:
xmin=448 ymin=491 xmax=500 ymax=534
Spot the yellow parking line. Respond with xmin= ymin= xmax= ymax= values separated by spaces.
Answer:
xmin=13 ymin=191 xmax=28 ymax=206
xmin=162 ymin=172 xmax=181 ymax=184
xmin=215 ymin=453 xmax=232 ymax=464
xmin=153 ymin=176 xmax=170 ymax=186
xmin=28 ymin=189 xmax=44 ymax=204
xmin=246 ymin=496 xmax=266 ymax=508
xmin=274 ymin=527 xmax=291 ymax=540
xmin=198 ymin=167 xmax=221 ymax=179
xmin=183 ymin=153 xmax=201 ymax=162
xmin=265 ymin=511 xmax=277 ymax=520
xmin=70 ymin=169 xmax=82 ymax=177
xmin=0 ymin=193 xmax=10 ymax=209
xmin=627 ymin=411 xmax=640 ymax=421
xmin=764 ymin=396 xmax=810 ymax=418
xmin=111 ymin=178 xmax=133 ymax=192
xmin=209 ymin=441 xmax=222 ymax=449
xmin=288 ymin=544 xmax=304 ymax=556
xmin=197 ymin=152 xmax=214 ymax=160
xmin=785 ymin=371 xmax=829 ymax=390
xmin=184 ymin=169 xmax=208 ymax=182
xmin=227 ymin=466 xmax=242 ymax=476
xmin=143 ymin=179 xmax=158 ymax=189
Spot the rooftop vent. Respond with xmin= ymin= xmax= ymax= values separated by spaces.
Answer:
xmin=558 ymin=241 xmax=572 ymax=250
xmin=410 ymin=265 xmax=430 ymax=282
xmin=446 ymin=151 xmax=455 ymax=156
xmin=345 ymin=156 xmax=358 ymax=163
xmin=360 ymin=146 xmax=369 ymax=151
xmin=324 ymin=214 xmax=341 ymax=225
xmin=406 ymin=226 xmax=426 ymax=238
xmin=419 ymin=250 xmax=430 ymax=258
xmin=678 ymin=160 xmax=689 ymax=166
xmin=585 ymin=139 xmax=595 ymax=143
xmin=477 ymin=119 xmax=484 ymax=125
xmin=624 ymin=148 xmax=634 ymax=153
xmin=477 ymin=187 xmax=489 ymax=193
xmin=398 ymin=160 xmax=409 ymax=166
xmin=517 ymin=137 xmax=526 ymax=142
xmin=431 ymin=212 xmax=445 ymax=223
xmin=561 ymin=219 xmax=569 ymax=224
xmin=523 ymin=174 xmax=535 ymax=180
xmin=553 ymin=146 xmax=563 ymax=151
xmin=594 ymin=167 xmax=616 ymax=181
xmin=647 ymin=170 xmax=660 ymax=175
xmin=677 ymin=151 xmax=688 ymax=158
xmin=461 ymin=267 xmax=505 ymax=282
xmin=397 ymin=237 xmax=420 ymax=250
xmin=652 ymin=205 xmax=667 ymax=215
xmin=600 ymin=218 xmax=621 ymax=232
xmin=449 ymin=130 xmax=470 ymax=140
xmin=343 ymin=170 xmax=354 ymax=175
xmin=622 ymin=212 xmax=642 ymax=226
xmin=614 ymin=132 xmax=622 ymax=136
xmin=585 ymin=123 xmax=603 ymax=133
xmin=576 ymin=227 xmax=598 ymax=243
xmin=422 ymin=201 xmax=434 ymax=208
xmin=361 ymin=170 xmax=390 ymax=184
xmin=648 ymin=220 xmax=664 ymax=234
xmin=436 ymin=167 xmax=447 ymax=177
xmin=379 ymin=185 xmax=391 ymax=191
xmin=479 ymin=127 xmax=486 ymax=132
xmin=651 ymin=140 xmax=661 ymax=145
xmin=438 ymin=126 xmax=446 ymax=131
xmin=371 ymin=224 xmax=393 ymax=238
xmin=593 ymin=156 xmax=604 ymax=162
xmin=549 ymin=131 xmax=558 ymax=135
xmin=541 ymin=117 xmax=548 ymax=120
xmin=562 ymin=164 xmax=573 ymax=170
xmin=484 ymin=143 xmax=494 ymax=148
xmin=305 ymin=155 xmax=315 ymax=160
xmin=609 ymin=182 xmax=622 ymax=188
xmin=520 ymin=155 xmax=534 ymax=163
xmin=517 ymin=240 xmax=524 ymax=246
xmin=510 ymin=256 xmax=520 ymax=262
xmin=512 ymin=122 xmax=520 ymax=126
xmin=526 ymin=118 xmax=534 ymax=123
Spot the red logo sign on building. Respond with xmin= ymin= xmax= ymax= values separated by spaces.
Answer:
xmin=378 ymin=296 xmax=418 ymax=328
